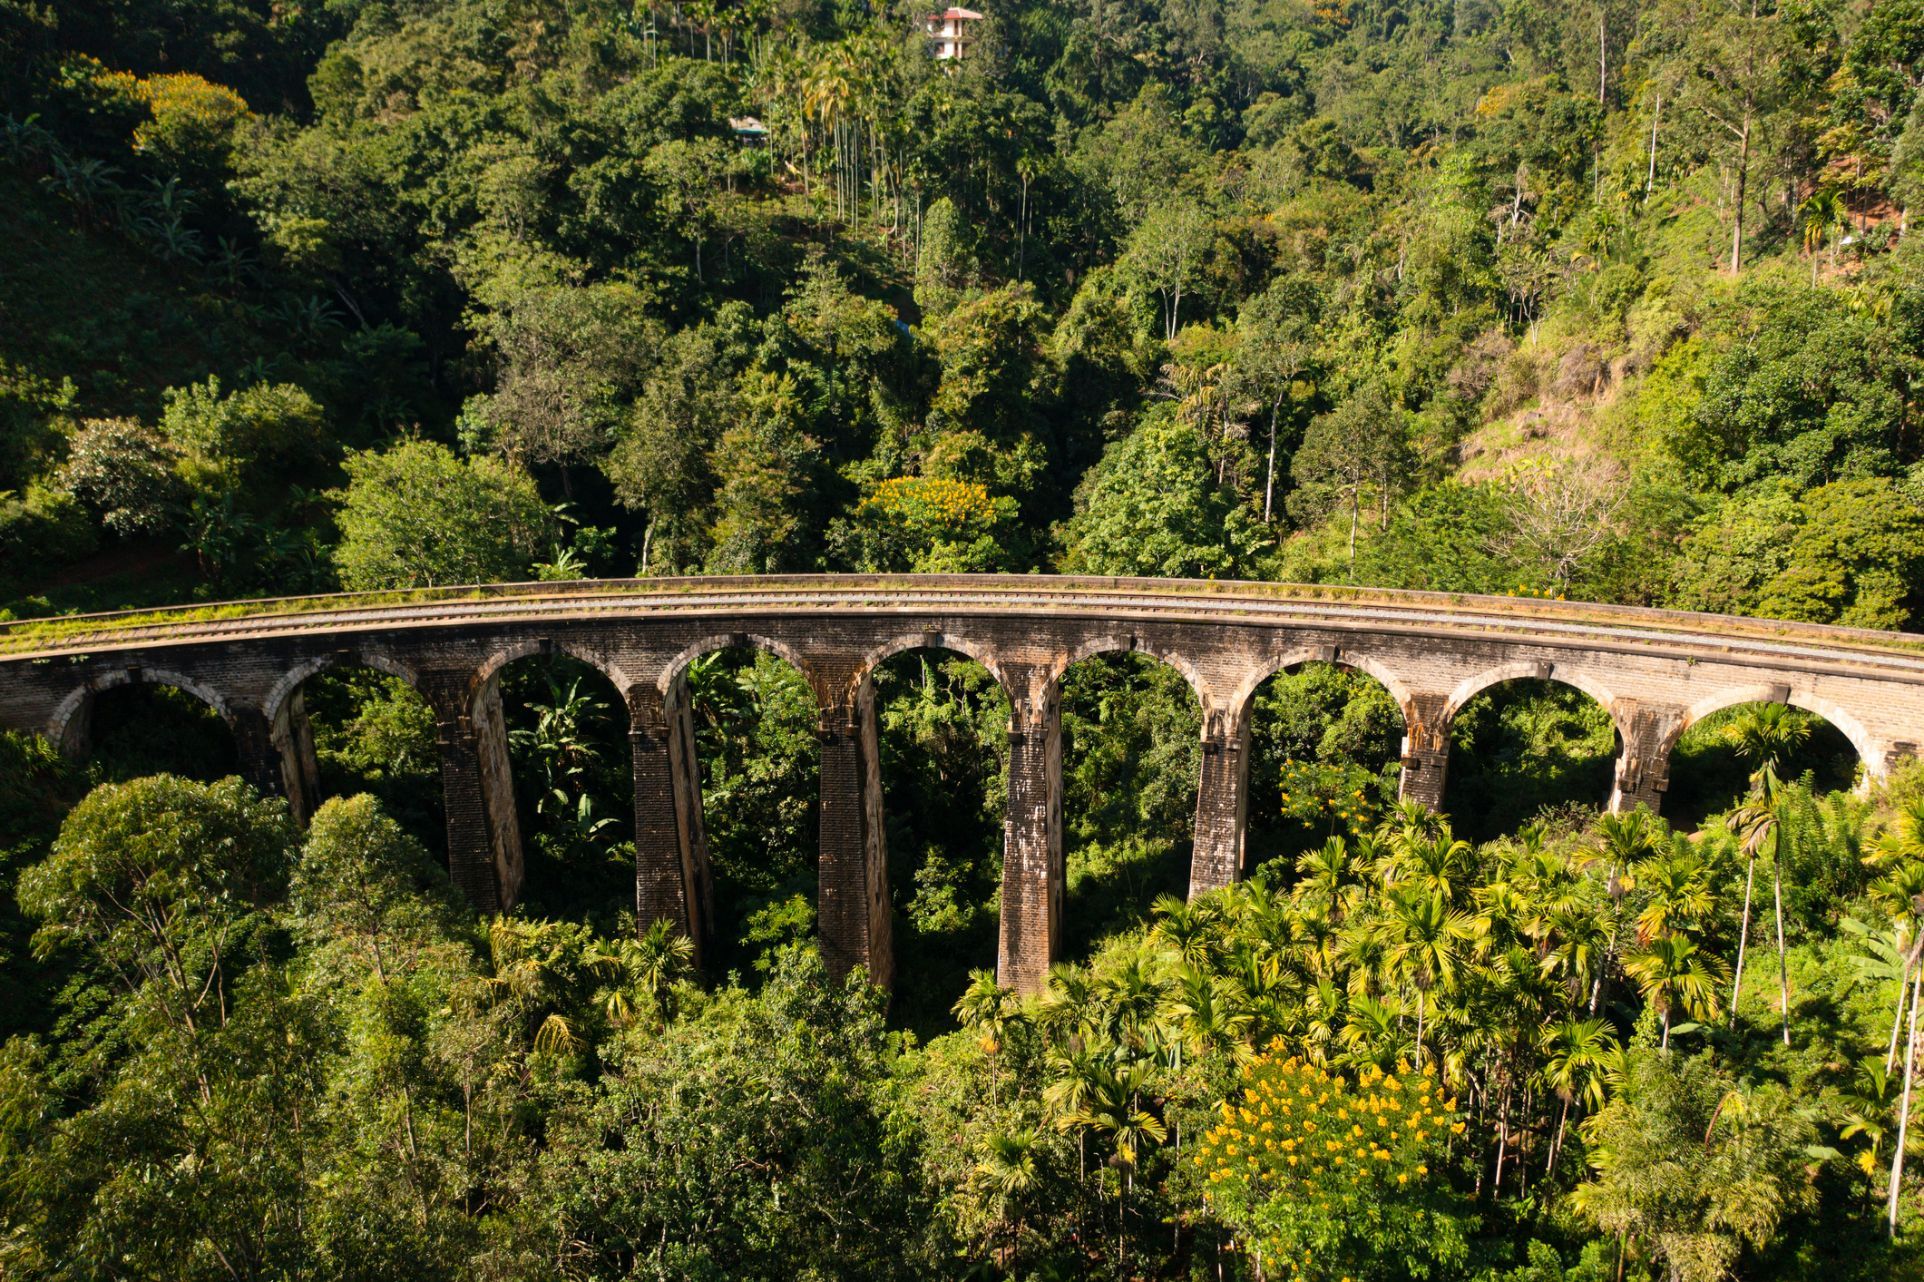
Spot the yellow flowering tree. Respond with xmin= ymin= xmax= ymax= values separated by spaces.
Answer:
xmin=1195 ymin=1053 xmax=1473 ymax=1281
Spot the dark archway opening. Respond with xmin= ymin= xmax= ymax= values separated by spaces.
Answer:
xmin=685 ymin=646 xmax=821 ymax=980
xmin=1060 ymin=652 xmax=1201 ymax=961
xmin=1443 ymin=679 xmax=1615 ymax=843
xmin=497 ymin=653 xmax=635 ymax=930
xmin=87 ymin=682 xmax=237 ymax=784
xmin=1244 ymin=662 xmax=1403 ymax=876
xmin=870 ymin=647 xmax=1010 ymax=1034
xmin=301 ymin=664 xmax=446 ymax=860
xmin=1663 ymin=702 xmax=1860 ymax=833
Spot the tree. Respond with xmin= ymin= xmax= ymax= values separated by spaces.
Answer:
xmin=602 ymin=324 xmax=738 ymax=574
xmin=1123 ymin=200 xmax=1211 ymax=341
xmin=644 ymin=137 xmax=728 ymax=281
xmin=1062 ymin=412 xmax=1262 ymax=578
xmin=17 ymin=775 xmax=293 ymax=1078
xmin=1289 ymin=385 xmax=1416 ymax=567
xmin=464 ymin=283 xmax=658 ymax=487
xmin=1624 ymin=935 xmax=1725 ymax=1050
xmin=1723 ymin=702 xmax=1810 ymax=1045
xmin=1669 ymin=0 xmax=1805 ymax=272
xmin=1572 ymin=1052 xmax=1819 ymax=1281
xmin=1756 ymin=479 xmax=1924 ymax=630
xmin=159 ymin=376 xmax=333 ymax=503
xmin=332 ymin=440 xmax=556 ymax=590
xmin=705 ymin=371 xmax=819 ymax=574
xmin=57 ymin=417 xmax=185 ymax=537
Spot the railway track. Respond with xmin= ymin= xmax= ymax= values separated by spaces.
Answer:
xmin=6 ymin=575 xmax=1924 ymax=682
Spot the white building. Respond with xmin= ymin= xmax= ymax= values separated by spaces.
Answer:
xmin=925 ymin=7 xmax=983 ymax=61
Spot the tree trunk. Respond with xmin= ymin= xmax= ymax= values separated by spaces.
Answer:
xmin=1646 ymin=93 xmax=1663 ymax=199
xmin=1730 ymin=106 xmax=1753 ymax=273
xmin=1774 ymin=851 xmax=1791 ymax=1046
xmin=1891 ymin=950 xmax=1915 ymax=1073
xmin=1731 ymin=858 xmax=1755 ymax=1026
xmin=1264 ymin=409 xmax=1278 ymax=523
xmin=1888 ymin=968 xmax=1919 ymax=1236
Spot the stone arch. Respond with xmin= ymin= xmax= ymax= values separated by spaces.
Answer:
xmin=49 ymin=665 xmax=236 ymax=751
xmin=1227 ymin=647 xmax=1422 ymax=729
xmin=473 ymin=640 xmax=641 ymax=708
xmin=1439 ymin=661 xmax=1629 ymax=838
xmin=658 ymin=631 xmax=815 ymax=697
xmin=1055 ymin=643 xmax=1205 ymax=959
xmin=1444 ymin=661 xmax=1630 ymax=740
xmin=1235 ymin=648 xmax=1412 ymax=870
xmin=1669 ymin=684 xmax=1882 ymax=774
xmin=261 ymin=650 xmax=421 ymax=732
xmin=1052 ymin=633 xmax=1209 ymax=711
xmin=852 ymin=630 xmax=1017 ymax=701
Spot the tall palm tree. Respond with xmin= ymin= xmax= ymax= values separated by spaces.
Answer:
xmin=1624 ymin=934 xmax=1726 ymax=1050
xmin=1631 ymin=836 xmax=1716 ymax=945
xmin=1387 ymin=885 xmax=1474 ymax=1067
xmin=955 ymin=968 xmax=1017 ymax=1102
xmin=973 ymin=1128 xmax=1040 ymax=1273
xmin=1721 ymin=703 xmax=1809 ymax=1044
xmin=1538 ymin=1017 xmax=1617 ymax=1175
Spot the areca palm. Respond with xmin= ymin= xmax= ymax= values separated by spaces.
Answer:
xmin=1387 ymin=885 xmax=1475 ymax=1067
xmin=1632 ymin=837 xmax=1716 ymax=945
xmin=1166 ymin=966 xmax=1253 ymax=1069
xmin=972 ymin=1128 xmax=1040 ymax=1273
xmin=1149 ymin=892 xmax=1218 ymax=966
xmin=1721 ymin=705 xmax=1809 ymax=1045
xmin=1539 ymin=1017 xmax=1618 ymax=1174
xmin=1385 ymin=822 xmax=1477 ymax=902
xmin=1294 ymin=835 xmax=1365 ymax=922
xmin=1624 ymin=934 xmax=1726 ymax=1050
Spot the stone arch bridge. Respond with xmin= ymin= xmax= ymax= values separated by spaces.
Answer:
xmin=4 ymin=575 xmax=1922 ymax=994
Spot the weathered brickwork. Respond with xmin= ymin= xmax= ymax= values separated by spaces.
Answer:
xmin=7 ymin=576 xmax=1924 ymax=995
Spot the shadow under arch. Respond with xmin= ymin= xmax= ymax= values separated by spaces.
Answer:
xmin=866 ymin=643 xmax=1013 ymax=1033
xmin=487 ymin=644 xmax=639 ymax=928
xmin=1058 ymin=647 xmax=1202 ymax=961
xmin=1241 ymin=655 xmax=1407 ymax=875
xmin=1661 ymin=688 xmax=1865 ymax=831
xmin=1442 ymin=671 xmax=1622 ymax=842
xmin=289 ymin=653 xmax=447 ymax=861
xmin=62 ymin=667 xmax=240 ymax=783
xmin=670 ymin=638 xmax=824 ymax=978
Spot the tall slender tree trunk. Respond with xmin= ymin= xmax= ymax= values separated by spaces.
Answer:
xmin=1888 ymin=968 xmax=1920 ymax=1236
xmin=1646 ymin=93 xmax=1663 ymax=199
xmin=1774 ymin=851 xmax=1791 ymax=1046
xmin=1729 ymin=105 xmax=1753 ymax=273
xmin=1891 ymin=947 xmax=1915 ymax=1073
xmin=1264 ymin=409 xmax=1279 ymax=522
xmin=1731 ymin=858 xmax=1755 ymax=1026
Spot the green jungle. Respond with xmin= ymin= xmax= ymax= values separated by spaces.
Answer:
xmin=7 ymin=1 xmax=1924 ymax=1278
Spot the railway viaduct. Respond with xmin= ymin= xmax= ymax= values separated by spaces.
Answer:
xmin=4 ymin=574 xmax=1923 ymax=995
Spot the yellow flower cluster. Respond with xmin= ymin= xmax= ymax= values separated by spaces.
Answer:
xmin=1195 ymin=1053 xmax=1453 ymax=1208
xmin=90 ymin=61 xmax=250 ymax=157
xmin=859 ymin=476 xmax=1001 ymax=533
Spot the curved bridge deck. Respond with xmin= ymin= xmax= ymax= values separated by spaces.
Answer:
xmin=5 ymin=574 xmax=1920 ymax=993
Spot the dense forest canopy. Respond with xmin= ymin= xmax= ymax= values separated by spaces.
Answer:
xmin=8 ymin=0 xmax=1924 ymax=1279
xmin=5 ymin=0 xmax=1924 ymax=614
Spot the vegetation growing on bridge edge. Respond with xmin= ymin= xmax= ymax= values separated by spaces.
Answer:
xmin=8 ymin=575 xmax=1924 ymax=661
